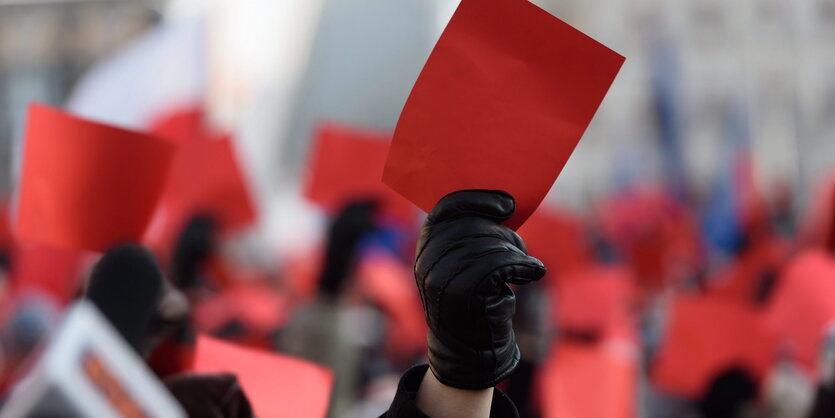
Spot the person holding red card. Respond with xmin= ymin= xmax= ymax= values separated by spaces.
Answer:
xmin=381 ymin=190 xmax=545 ymax=418
xmin=377 ymin=0 xmax=622 ymax=413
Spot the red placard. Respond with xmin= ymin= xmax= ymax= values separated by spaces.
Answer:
xmin=10 ymin=241 xmax=84 ymax=306
xmin=799 ymin=175 xmax=835 ymax=250
xmin=383 ymin=0 xmax=624 ymax=229
xmin=553 ymin=265 xmax=636 ymax=342
xmin=518 ymin=207 xmax=590 ymax=278
xmin=764 ymin=250 xmax=835 ymax=374
xmin=356 ymin=252 xmax=427 ymax=359
xmin=145 ymin=108 xmax=256 ymax=250
xmin=597 ymin=189 xmax=703 ymax=292
xmin=193 ymin=335 xmax=334 ymax=418
xmin=652 ymin=294 xmax=775 ymax=398
xmin=304 ymin=123 xmax=415 ymax=225
xmin=540 ymin=343 xmax=637 ymax=418
xmin=17 ymin=103 xmax=175 ymax=251
xmin=707 ymin=237 xmax=786 ymax=305
xmin=192 ymin=282 xmax=290 ymax=336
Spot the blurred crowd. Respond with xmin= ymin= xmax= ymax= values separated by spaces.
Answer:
xmin=0 ymin=0 xmax=834 ymax=417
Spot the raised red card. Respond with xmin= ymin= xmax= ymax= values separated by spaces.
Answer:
xmin=652 ymin=294 xmax=775 ymax=398
xmin=10 ymin=241 xmax=84 ymax=306
xmin=356 ymin=252 xmax=427 ymax=358
xmin=764 ymin=250 xmax=835 ymax=373
xmin=597 ymin=189 xmax=702 ymax=291
xmin=799 ymin=175 xmax=835 ymax=250
xmin=707 ymin=237 xmax=786 ymax=305
xmin=382 ymin=0 xmax=624 ymax=229
xmin=281 ymin=247 xmax=323 ymax=303
xmin=518 ymin=207 xmax=590 ymax=278
xmin=17 ymin=103 xmax=175 ymax=251
xmin=540 ymin=343 xmax=637 ymax=418
xmin=193 ymin=335 xmax=334 ymax=418
xmin=0 ymin=200 xmax=12 ymax=252
xmin=304 ymin=123 xmax=415 ymax=225
xmin=145 ymin=108 xmax=256 ymax=250
xmin=192 ymin=282 xmax=291 ymax=336
xmin=551 ymin=265 xmax=636 ymax=342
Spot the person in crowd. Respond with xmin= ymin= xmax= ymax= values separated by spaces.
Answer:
xmin=280 ymin=199 xmax=380 ymax=415
xmin=381 ymin=190 xmax=546 ymax=417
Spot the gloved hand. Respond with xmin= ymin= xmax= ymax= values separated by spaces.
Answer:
xmin=415 ymin=190 xmax=546 ymax=389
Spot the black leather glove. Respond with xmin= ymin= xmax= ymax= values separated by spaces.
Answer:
xmin=415 ymin=190 xmax=546 ymax=389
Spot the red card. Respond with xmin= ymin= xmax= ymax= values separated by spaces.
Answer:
xmin=799 ymin=175 xmax=835 ymax=250
xmin=707 ymin=237 xmax=786 ymax=305
xmin=193 ymin=335 xmax=334 ymax=418
xmin=597 ymin=189 xmax=702 ymax=291
xmin=540 ymin=343 xmax=637 ymax=418
xmin=356 ymin=252 xmax=427 ymax=358
xmin=382 ymin=0 xmax=624 ymax=229
xmin=652 ymin=294 xmax=775 ymax=398
xmin=281 ymin=247 xmax=323 ymax=303
xmin=0 ymin=200 xmax=13 ymax=252
xmin=193 ymin=283 xmax=290 ymax=336
xmin=552 ymin=265 xmax=636 ymax=341
xmin=518 ymin=207 xmax=590 ymax=278
xmin=764 ymin=250 xmax=835 ymax=373
xmin=145 ymin=108 xmax=256 ymax=249
xmin=304 ymin=123 xmax=415 ymax=225
xmin=16 ymin=103 xmax=175 ymax=251
xmin=10 ymin=241 xmax=84 ymax=306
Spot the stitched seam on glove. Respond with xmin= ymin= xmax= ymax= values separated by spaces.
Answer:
xmin=431 ymin=250 xmax=525 ymax=383
xmin=416 ymin=231 xmax=510 ymax=278
xmin=439 ymin=246 xmax=518 ymax=331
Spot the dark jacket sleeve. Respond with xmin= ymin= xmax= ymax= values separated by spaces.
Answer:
xmin=380 ymin=365 xmax=519 ymax=418
xmin=809 ymin=385 xmax=835 ymax=418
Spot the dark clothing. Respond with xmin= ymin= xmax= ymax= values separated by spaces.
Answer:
xmin=381 ymin=365 xmax=519 ymax=418
xmin=164 ymin=373 xmax=254 ymax=418
xmin=809 ymin=385 xmax=835 ymax=418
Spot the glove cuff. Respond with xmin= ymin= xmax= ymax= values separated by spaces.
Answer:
xmin=426 ymin=331 xmax=521 ymax=390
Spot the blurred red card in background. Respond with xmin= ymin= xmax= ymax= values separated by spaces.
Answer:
xmin=10 ymin=242 xmax=84 ymax=306
xmin=799 ymin=175 xmax=835 ymax=250
xmin=597 ymin=189 xmax=702 ymax=292
xmin=17 ymin=103 xmax=175 ymax=252
xmin=0 ymin=201 xmax=13 ymax=252
xmin=518 ymin=207 xmax=590 ymax=277
xmin=280 ymin=247 xmax=323 ymax=303
xmin=708 ymin=237 xmax=786 ymax=305
xmin=652 ymin=294 xmax=775 ymax=398
xmin=540 ymin=342 xmax=637 ymax=418
xmin=304 ymin=123 xmax=415 ymax=225
xmin=764 ymin=250 xmax=835 ymax=373
xmin=356 ymin=252 xmax=427 ymax=359
xmin=553 ymin=265 xmax=636 ymax=342
xmin=192 ymin=282 xmax=290 ymax=336
xmin=146 ymin=108 xmax=256 ymax=249
xmin=193 ymin=335 xmax=334 ymax=418
xmin=383 ymin=0 xmax=624 ymax=229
